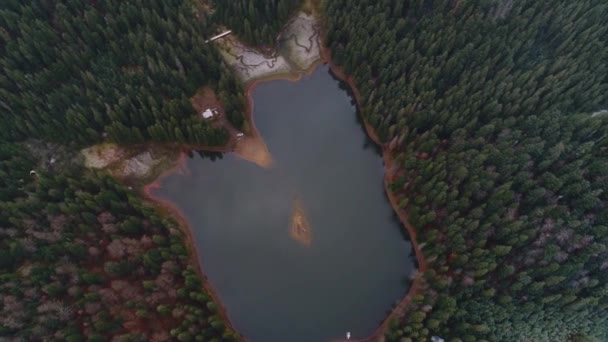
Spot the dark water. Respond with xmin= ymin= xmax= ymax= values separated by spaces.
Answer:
xmin=151 ymin=66 xmax=414 ymax=342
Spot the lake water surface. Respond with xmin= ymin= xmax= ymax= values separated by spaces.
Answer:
xmin=151 ymin=66 xmax=414 ymax=342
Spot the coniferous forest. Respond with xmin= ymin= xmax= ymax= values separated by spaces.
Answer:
xmin=0 ymin=1 xmax=246 ymax=340
xmin=325 ymin=0 xmax=608 ymax=341
xmin=214 ymin=0 xmax=301 ymax=47
xmin=2 ymin=0 xmax=608 ymax=341
xmin=0 ymin=0 xmax=245 ymax=146
xmin=0 ymin=143 xmax=238 ymax=341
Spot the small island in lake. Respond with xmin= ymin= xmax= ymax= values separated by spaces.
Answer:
xmin=290 ymin=197 xmax=312 ymax=246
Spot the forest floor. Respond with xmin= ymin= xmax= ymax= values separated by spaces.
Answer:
xmin=190 ymin=86 xmax=220 ymax=115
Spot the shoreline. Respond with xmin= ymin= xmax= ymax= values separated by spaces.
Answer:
xmin=143 ymin=18 xmax=426 ymax=342
xmin=140 ymin=51 xmax=326 ymax=342
xmin=232 ymin=44 xmax=325 ymax=168
xmin=319 ymin=44 xmax=428 ymax=342
xmin=141 ymin=152 xmax=243 ymax=340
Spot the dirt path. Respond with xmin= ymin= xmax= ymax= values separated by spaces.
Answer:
xmin=320 ymin=44 xmax=429 ymax=342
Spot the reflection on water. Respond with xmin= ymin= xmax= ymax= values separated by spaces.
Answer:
xmin=151 ymin=66 xmax=415 ymax=342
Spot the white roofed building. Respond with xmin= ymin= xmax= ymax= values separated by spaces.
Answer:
xmin=201 ymin=109 xmax=215 ymax=120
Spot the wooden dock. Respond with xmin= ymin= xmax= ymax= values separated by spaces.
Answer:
xmin=205 ymin=30 xmax=232 ymax=43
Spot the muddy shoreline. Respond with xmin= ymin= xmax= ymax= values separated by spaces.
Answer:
xmin=146 ymin=59 xmax=426 ymax=342
xmin=143 ymin=17 xmax=425 ymax=342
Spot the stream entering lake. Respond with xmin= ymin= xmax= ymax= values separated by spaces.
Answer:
xmin=150 ymin=66 xmax=415 ymax=342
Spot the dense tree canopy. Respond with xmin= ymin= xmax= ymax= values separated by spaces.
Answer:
xmin=0 ymin=0 xmax=245 ymax=146
xmin=2 ymin=0 xmax=608 ymax=341
xmin=325 ymin=0 xmax=608 ymax=340
xmin=214 ymin=0 xmax=300 ymax=48
xmin=0 ymin=0 xmax=253 ymax=340
xmin=0 ymin=143 xmax=239 ymax=340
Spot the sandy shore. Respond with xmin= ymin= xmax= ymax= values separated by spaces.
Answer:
xmin=216 ymin=12 xmax=324 ymax=84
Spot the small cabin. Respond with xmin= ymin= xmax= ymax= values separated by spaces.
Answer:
xmin=201 ymin=109 xmax=215 ymax=120
xmin=201 ymin=107 xmax=221 ymax=120
xmin=201 ymin=109 xmax=213 ymax=119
